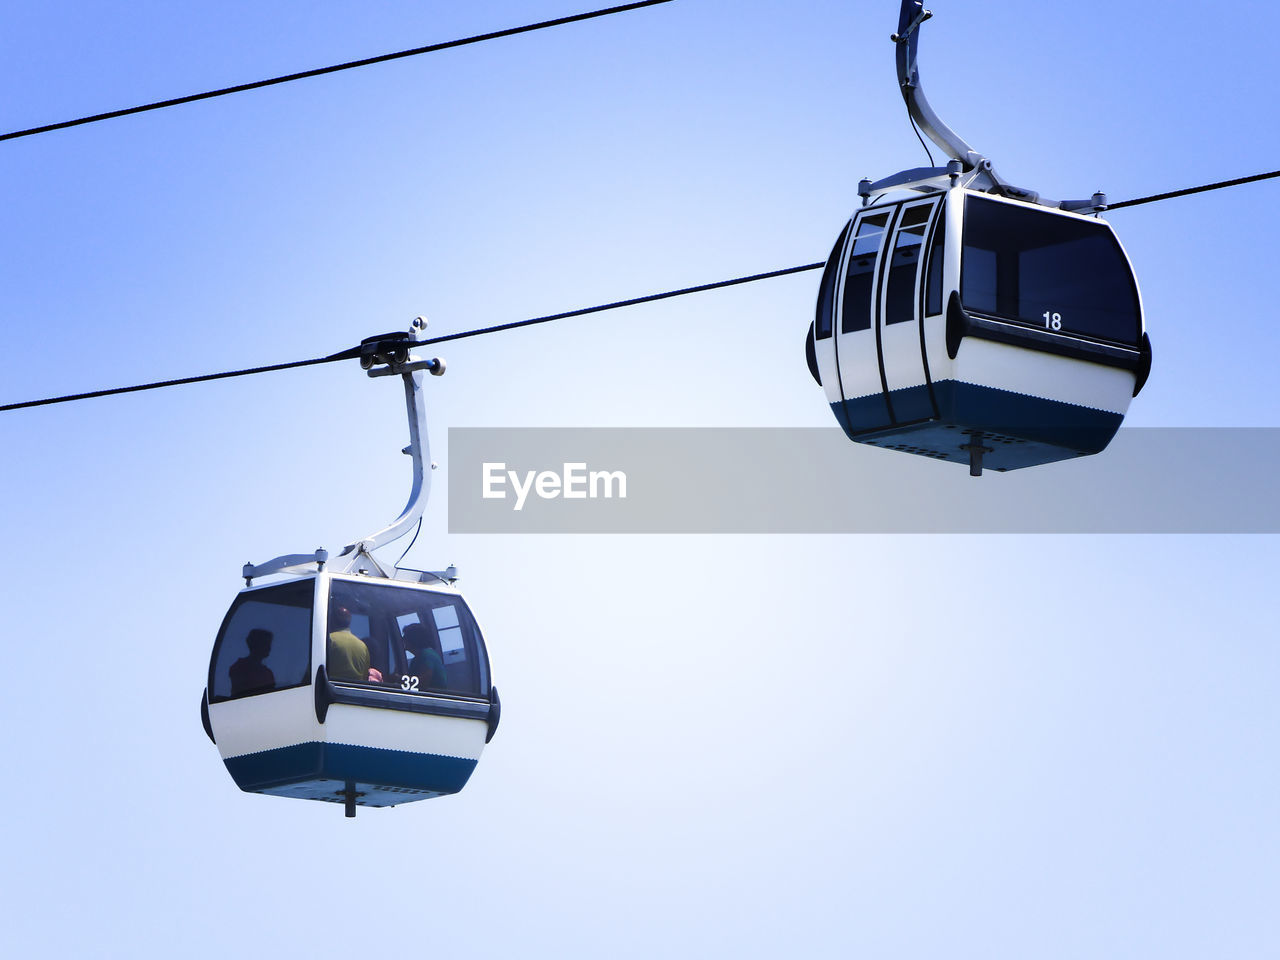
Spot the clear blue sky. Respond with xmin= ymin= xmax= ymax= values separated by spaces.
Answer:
xmin=1 ymin=2 xmax=1277 ymax=957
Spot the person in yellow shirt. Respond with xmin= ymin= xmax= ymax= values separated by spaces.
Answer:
xmin=327 ymin=604 xmax=383 ymax=683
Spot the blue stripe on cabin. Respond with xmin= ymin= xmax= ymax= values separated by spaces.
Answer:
xmin=831 ymin=381 xmax=1124 ymax=471
xmin=225 ymin=741 xmax=477 ymax=797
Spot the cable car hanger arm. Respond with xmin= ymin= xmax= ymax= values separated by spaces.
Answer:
xmin=336 ymin=321 xmax=444 ymax=569
xmin=887 ymin=1 xmax=1102 ymax=211
xmin=242 ymin=320 xmax=447 ymax=584
xmin=893 ymin=3 xmax=985 ymax=173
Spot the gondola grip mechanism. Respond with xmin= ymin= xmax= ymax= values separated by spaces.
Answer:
xmin=890 ymin=5 xmax=931 ymax=43
xmin=337 ymin=318 xmax=442 ymax=570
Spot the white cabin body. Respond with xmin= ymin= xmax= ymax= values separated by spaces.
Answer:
xmin=806 ymin=187 xmax=1151 ymax=472
xmin=201 ymin=571 xmax=498 ymax=810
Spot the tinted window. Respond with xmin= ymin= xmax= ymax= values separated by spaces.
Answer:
xmin=209 ymin=580 xmax=314 ymax=702
xmin=885 ymin=204 xmax=933 ymax=325
xmin=815 ymin=223 xmax=851 ymax=340
xmin=925 ymin=202 xmax=947 ymax=316
xmin=327 ymin=580 xmax=487 ymax=698
xmin=961 ymin=196 xmax=1140 ymax=345
xmin=840 ymin=213 xmax=889 ymax=334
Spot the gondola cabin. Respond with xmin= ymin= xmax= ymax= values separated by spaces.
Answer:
xmin=806 ymin=187 xmax=1151 ymax=473
xmin=201 ymin=569 xmax=499 ymax=814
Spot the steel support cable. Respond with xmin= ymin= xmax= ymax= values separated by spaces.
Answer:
xmin=0 ymin=262 xmax=823 ymax=413
xmin=421 ymin=261 xmax=824 ymax=345
xmin=1107 ymin=169 xmax=1280 ymax=210
xmin=5 ymin=166 xmax=1280 ymax=414
xmin=0 ymin=350 xmax=359 ymax=413
xmin=0 ymin=0 xmax=676 ymax=144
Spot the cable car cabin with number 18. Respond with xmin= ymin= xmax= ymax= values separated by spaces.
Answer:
xmin=201 ymin=570 xmax=499 ymax=811
xmin=806 ymin=188 xmax=1151 ymax=474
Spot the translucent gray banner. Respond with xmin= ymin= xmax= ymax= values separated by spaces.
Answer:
xmin=447 ymin=428 xmax=1280 ymax=533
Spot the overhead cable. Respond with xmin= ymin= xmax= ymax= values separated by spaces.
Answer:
xmin=0 ymin=350 xmax=359 ymax=413
xmin=5 ymin=165 xmax=1280 ymax=413
xmin=1107 ymin=169 xmax=1280 ymax=210
xmin=422 ymin=262 xmax=824 ymax=345
xmin=0 ymin=1 xmax=676 ymax=144
xmin=0 ymin=262 xmax=822 ymax=413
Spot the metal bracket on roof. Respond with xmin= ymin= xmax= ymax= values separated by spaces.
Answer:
xmin=1061 ymin=192 xmax=1109 ymax=214
xmin=243 ymin=549 xmax=328 ymax=586
xmin=393 ymin=564 xmax=460 ymax=585
xmin=860 ymin=166 xmax=952 ymax=199
xmin=335 ymin=542 xmax=392 ymax=578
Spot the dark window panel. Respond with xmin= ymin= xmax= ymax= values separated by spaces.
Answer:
xmin=925 ymin=203 xmax=947 ymax=316
xmin=960 ymin=196 xmax=1141 ymax=346
xmin=841 ymin=214 xmax=889 ymax=334
xmin=815 ymin=222 xmax=851 ymax=340
xmin=885 ymin=204 xmax=932 ymax=326
xmin=327 ymin=581 xmax=486 ymax=698
xmin=209 ymin=580 xmax=314 ymax=703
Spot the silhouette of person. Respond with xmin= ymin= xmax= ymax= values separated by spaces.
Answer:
xmin=402 ymin=622 xmax=447 ymax=690
xmin=327 ymin=604 xmax=383 ymax=683
xmin=229 ymin=628 xmax=276 ymax=696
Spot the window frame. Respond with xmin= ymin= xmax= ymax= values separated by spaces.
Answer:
xmin=959 ymin=194 xmax=1142 ymax=348
xmin=923 ymin=198 xmax=948 ymax=318
xmin=840 ymin=211 xmax=893 ymax=335
xmin=883 ymin=202 xmax=934 ymax=327
xmin=207 ymin=577 xmax=317 ymax=704
xmin=321 ymin=574 xmax=492 ymax=705
xmin=815 ymin=222 xmax=851 ymax=341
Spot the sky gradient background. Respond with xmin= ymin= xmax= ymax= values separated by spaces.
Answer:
xmin=1 ymin=2 xmax=1277 ymax=957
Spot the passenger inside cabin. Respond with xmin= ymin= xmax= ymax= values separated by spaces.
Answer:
xmin=401 ymin=622 xmax=447 ymax=690
xmin=229 ymin=628 xmax=276 ymax=696
xmin=327 ymin=604 xmax=383 ymax=683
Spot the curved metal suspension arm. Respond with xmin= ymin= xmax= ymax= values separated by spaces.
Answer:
xmin=342 ymin=368 xmax=429 ymax=555
xmin=242 ymin=318 xmax=448 ymax=584
xmin=883 ymin=1 xmax=1069 ymax=206
xmin=338 ymin=318 xmax=445 ymax=567
xmin=894 ymin=1 xmax=983 ymax=169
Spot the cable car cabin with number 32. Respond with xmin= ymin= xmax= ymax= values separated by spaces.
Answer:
xmin=200 ymin=320 xmax=500 ymax=816
xmin=202 ymin=570 xmax=498 ymax=811
xmin=806 ymin=1 xmax=1151 ymax=475
xmin=806 ymin=190 xmax=1150 ymax=474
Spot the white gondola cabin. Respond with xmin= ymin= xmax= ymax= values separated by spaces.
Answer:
xmin=806 ymin=187 xmax=1150 ymax=473
xmin=202 ymin=568 xmax=498 ymax=813
xmin=808 ymin=1 xmax=1152 ymax=474
xmin=200 ymin=320 xmax=499 ymax=815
